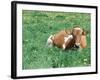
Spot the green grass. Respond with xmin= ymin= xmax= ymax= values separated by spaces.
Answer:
xmin=22 ymin=10 xmax=91 ymax=69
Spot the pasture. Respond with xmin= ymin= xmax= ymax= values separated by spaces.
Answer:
xmin=22 ymin=10 xmax=91 ymax=69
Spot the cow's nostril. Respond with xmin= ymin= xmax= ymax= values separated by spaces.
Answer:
xmin=75 ymin=44 xmax=80 ymax=48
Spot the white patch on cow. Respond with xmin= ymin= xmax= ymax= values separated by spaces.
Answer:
xmin=63 ymin=35 xmax=73 ymax=50
xmin=75 ymin=43 xmax=80 ymax=46
xmin=49 ymin=35 xmax=53 ymax=39
xmin=74 ymin=27 xmax=81 ymax=30
xmin=46 ymin=35 xmax=54 ymax=47
xmin=64 ymin=35 xmax=73 ymax=43
xmin=74 ymin=27 xmax=83 ymax=34
xmin=68 ymin=35 xmax=73 ymax=39
xmin=63 ymin=44 xmax=66 ymax=50
xmin=64 ymin=37 xmax=69 ymax=43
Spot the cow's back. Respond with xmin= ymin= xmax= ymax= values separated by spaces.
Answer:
xmin=53 ymin=30 xmax=67 ymax=48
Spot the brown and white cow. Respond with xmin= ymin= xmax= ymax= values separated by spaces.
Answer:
xmin=46 ymin=27 xmax=87 ymax=50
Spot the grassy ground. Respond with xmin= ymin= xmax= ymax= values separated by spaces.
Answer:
xmin=22 ymin=10 xmax=91 ymax=69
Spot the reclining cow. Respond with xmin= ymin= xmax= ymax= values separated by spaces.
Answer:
xmin=47 ymin=26 xmax=87 ymax=50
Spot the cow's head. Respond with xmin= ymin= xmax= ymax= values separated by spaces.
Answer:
xmin=72 ymin=26 xmax=86 ymax=48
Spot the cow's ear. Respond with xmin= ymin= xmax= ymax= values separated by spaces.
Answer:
xmin=82 ymin=29 xmax=89 ymax=35
xmin=82 ymin=31 xmax=86 ymax=35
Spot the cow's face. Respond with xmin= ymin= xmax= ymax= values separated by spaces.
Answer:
xmin=72 ymin=27 xmax=83 ymax=48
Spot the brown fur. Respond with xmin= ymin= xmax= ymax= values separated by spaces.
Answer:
xmin=50 ymin=27 xmax=87 ymax=49
xmin=52 ymin=30 xmax=71 ymax=48
xmin=80 ymin=31 xmax=87 ymax=48
xmin=65 ymin=37 xmax=75 ymax=49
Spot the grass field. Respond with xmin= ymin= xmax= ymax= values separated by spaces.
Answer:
xmin=22 ymin=10 xmax=91 ymax=69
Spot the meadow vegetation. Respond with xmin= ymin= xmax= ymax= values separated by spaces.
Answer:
xmin=22 ymin=10 xmax=91 ymax=69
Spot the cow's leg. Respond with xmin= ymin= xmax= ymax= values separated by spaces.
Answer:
xmin=62 ymin=43 xmax=66 ymax=50
xmin=64 ymin=35 xmax=73 ymax=43
xmin=46 ymin=35 xmax=54 ymax=47
xmin=62 ymin=35 xmax=73 ymax=50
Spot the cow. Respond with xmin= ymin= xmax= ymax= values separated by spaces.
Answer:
xmin=46 ymin=26 xmax=87 ymax=50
